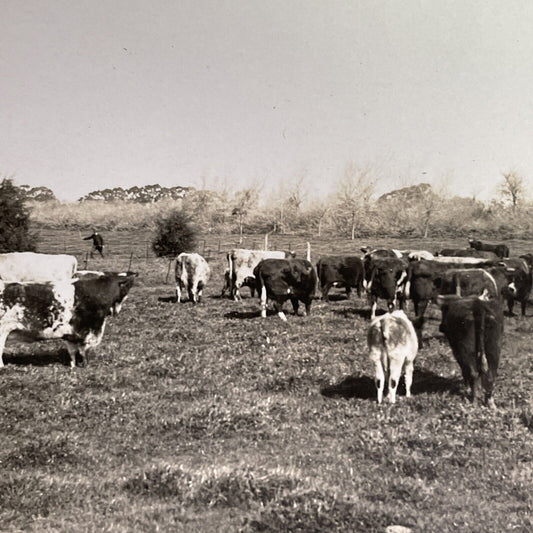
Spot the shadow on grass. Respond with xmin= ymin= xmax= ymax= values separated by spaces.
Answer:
xmin=321 ymin=368 xmax=463 ymax=400
xmin=3 ymin=348 xmax=73 ymax=367
xmin=332 ymin=307 xmax=389 ymax=320
xmin=158 ymin=295 xmax=178 ymax=303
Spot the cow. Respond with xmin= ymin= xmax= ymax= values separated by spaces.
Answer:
xmin=0 ymin=272 xmax=137 ymax=368
xmin=468 ymin=238 xmax=510 ymax=259
xmin=316 ymin=255 xmax=365 ymax=301
xmin=367 ymin=310 xmax=418 ymax=404
xmin=405 ymin=257 xmax=503 ymax=327
xmin=437 ymin=248 xmax=499 ymax=260
xmin=437 ymin=294 xmax=503 ymax=407
xmin=431 ymin=255 xmax=496 ymax=265
xmin=253 ymin=258 xmax=317 ymax=321
xmin=364 ymin=257 xmax=408 ymax=319
xmin=497 ymin=258 xmax=532 ymax=316
xmin=175 ymin=253 xmax=210 ymax=304
xmin=0 ymin=252 xmax=78 ymax=282
xmin=403 ymin=250 xmax=435 ymax=261
xmin=220 ymin=268 xmax=256 ymax=298
xmin=226 ymin=249 xmax=294 ymax=301
xmin=361 ymin=247 xmax=403 ymax=259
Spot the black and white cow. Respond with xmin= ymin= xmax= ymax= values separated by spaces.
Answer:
xmin=0 ymin=272 xmax=137 ymax=367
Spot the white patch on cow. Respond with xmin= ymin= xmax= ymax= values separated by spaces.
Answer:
xmin=392 ymin=249 xmax=403 ymax=259
xmin=508 ymin=281 xmax=516 ymax=296
xmin=278 ymin=311 xmax=287 ymax=322
xmin=286 ymin=288 xmax=291 ymax=294
xmin=260 ymin=285 xmax=267 ymax=318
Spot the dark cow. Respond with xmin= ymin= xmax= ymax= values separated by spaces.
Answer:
xmin=497 ymin=257 xmax=532 ymax=316
xmin=437 ymin=248 xmax=498 ymax=260
xmin=316 ymin=255 xmax=365 ymax=301
xmin=405 ymin=260 xmax=508 ymax=337
xmin=0 ymin=272 xmax=137 ymax=367
xmin=226 ymin=249 xmax=295 ymax=301
xmin=468 ymin=238 xmax=510 ymax=259
xmin=437 ymin=295 xmax=503 ymax=407
xmin=365 ymin=257 xmax=408 ymax=319
xmin=254 ymin=258 xmax=317 ymax=321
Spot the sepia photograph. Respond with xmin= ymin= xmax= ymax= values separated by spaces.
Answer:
xmin=1 ymin=1 xmax=532 ymax=531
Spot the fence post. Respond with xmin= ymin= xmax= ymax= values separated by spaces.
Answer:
xmin=128 ymin=251 xmax=134 ymax=271
xmin=218 ymin=239 xmax=221 ymax=253
xmin=165 ymin=258 xmax=173 ymax=284
xmin=84 ymin=252 xmax=89 ymax=270
xmin=146 ymin=242 xmax=149 ymax=261
xmin=264 ymin=233 xmax=268 ymax=250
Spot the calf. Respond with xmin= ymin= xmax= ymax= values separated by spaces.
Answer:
xmin=367 ymin=310 xmax=418 ymax=404
xmin=221 ymin=268 xmax=255 ymax=298
xmin=175 ymin=253 xmax=210 ymax=304
xmin=438 ymin=295 xmax=503 ymax=407
xmin=365 ymin=257 xmax=408 ymax=319
xmin=0 ymin=272 xmax=137 ymax=368
xmin=316 ymin=255 xmax=364 ymax=301
xmin=468 ymin=238 xmax=510 ymax=259
xmin=254 ymin=258 xmax=317 ymax=321
xmin=0 ymin=252 xmax=78 ymax=282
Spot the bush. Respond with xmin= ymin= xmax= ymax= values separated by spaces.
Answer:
xmin=0 ymin=178 xmax=38 ymax=252
xmin=151 ymin=209 xmax=197 ymax=258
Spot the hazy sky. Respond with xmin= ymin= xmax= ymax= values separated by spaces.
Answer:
xmin=2 ymin=1 xmax=533 ymax=202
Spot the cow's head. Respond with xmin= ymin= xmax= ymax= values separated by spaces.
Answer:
xmin=111 ymin=272 xmax=138 ymax=316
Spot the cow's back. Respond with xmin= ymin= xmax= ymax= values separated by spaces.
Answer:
xmin=0 ymin=252 xmax=77 ymax=282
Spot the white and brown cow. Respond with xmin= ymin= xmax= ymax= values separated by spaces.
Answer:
xmin=175 ymin=253 xmax=210 ymax=304
xmin=0 ymin=272 xmax=137 ymax=368
xmin=0 ymin=252 xmax=78 ymax=282
xmin=367 ymin=310 xmax=418 ymax=404
xmin=226 ymin=249 xmax=293 ymax=301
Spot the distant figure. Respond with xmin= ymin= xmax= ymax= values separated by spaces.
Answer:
xmin=83 ymin=230 xmax=104 ymax=258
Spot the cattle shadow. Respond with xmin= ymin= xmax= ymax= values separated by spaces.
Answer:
xmin=224 ymin=308 xmax=289 ymax=320
xmin=321 ymin=368 xmax=463 ymax=401
xmin=331 ymin=307 xmax=387 ymax=320
xmin=158 ymin=295 xmax=178 ymax=303
xmin=3 ymin=348 xmax=73 ymax=367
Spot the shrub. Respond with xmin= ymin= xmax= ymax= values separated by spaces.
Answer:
xmin=151 ymin=209 xmax=197 ymax=258
xmin=0 ymin=178 xmax=38 ymax=252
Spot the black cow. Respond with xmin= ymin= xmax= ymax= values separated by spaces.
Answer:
xmin=254 ymin=258 xmax=317 ymax=321
xmin=437 ymin=295 xmax=503 ymax=407
xmin=497 ymin=257 xmax=532 ymax=316
xmin=365 ymin=257 xmax=408 ymax=319
xmin=316 ymin=255 xmax=364 ymax=301
xmin=0 ymin=272 xmax=137 ymax=367
xmin=468 ymin=238 xmax=510 ymax=259
xmin=405 ymin=260 xmax=507 ymax=336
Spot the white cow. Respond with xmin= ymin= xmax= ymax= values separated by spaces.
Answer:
xmin=175 ymin=253 xmax=210 ymax=304
xmin=0 ymin=252 xmax=77 ymax=282
xmin=367 ymin=310 xmax=418 ymax=404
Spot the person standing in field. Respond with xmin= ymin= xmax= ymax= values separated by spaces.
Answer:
xmin=83 ymin=230 xmax=105 ymax=258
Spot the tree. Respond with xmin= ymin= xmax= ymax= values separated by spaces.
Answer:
xmin=333 ymin=163 xmax=376 ymax=240
xmin=152 ymin=209 xmax=197 ymax=258
xmin=232 ymin=187 xmax=260 ymax=243
xmin=0 ymin=178 xmax=38 ymax=252
xmin=499 ymin=170 xmax=524 ymax=213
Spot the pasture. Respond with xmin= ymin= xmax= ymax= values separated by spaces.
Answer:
xmin=1 ymin=230 xmax=533 ymax=532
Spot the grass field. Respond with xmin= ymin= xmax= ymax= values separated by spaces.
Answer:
xmin=1 ymin=230 xmax=532 ymax=532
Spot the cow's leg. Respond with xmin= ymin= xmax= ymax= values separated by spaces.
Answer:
xmin=404 ymin=358 xmax=415 ymax=399
xmin=64 ymin=341 xmax=79 ymax=368
xmin=303 ymin=298 xmax=312 ymax=317
xmin=388 ymin=356 xmax=404 ymax=404
xmin=507 ymin=295 xmax=515 ymax=316
xmin=0 ymin=330 xmax=9 ymax=368
xmin=345 ymin=286 xmax=352 ymax=299
xmin=321 ymin=283 xmax=332 ymax=301
xmin=189 ymin=280 xmax=198 ymax=304
xmin=291 ymin=297 xmax=299 ymax=316
xmin=176 ymin=281 xmax=182 ymax=303
xmin=273 ymin=301 xmax=287 ymax=322
xmin=521 ymin=298 xmax=527 ymax=317
xmin=260 ymin=285 xmax=268 ymax=318
xmin=373 ymin=359 xmax=385 ymax=404
xmin=370 ymin=297 xmax=378 ymax=320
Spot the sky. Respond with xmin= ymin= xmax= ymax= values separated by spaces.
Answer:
xmin=1 ymin=0 xmax=533 ymax=202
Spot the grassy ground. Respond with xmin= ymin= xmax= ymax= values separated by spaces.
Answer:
xmin=1 ymin=231 xmax=532 ymax=532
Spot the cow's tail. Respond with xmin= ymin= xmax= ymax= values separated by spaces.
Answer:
xmin=474 ymin=301 xmax=489 ymax=374
xmin=227 ymin=252 xmax=234 ymax=296
xmin=258 ymin=267 xmax=268 ymax=317
xmin=379 ymin=318 xmax=391 ymax=372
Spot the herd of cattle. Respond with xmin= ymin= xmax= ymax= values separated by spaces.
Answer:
xmin=175 ymin=236 xmax=528 ymax=408
xmin=1 ymin=237 xmax=529 ymax=409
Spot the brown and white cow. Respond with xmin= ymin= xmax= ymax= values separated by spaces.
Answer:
xmin=367 ymin=310 xmax=418 ymax=404
xmin=253 ymin=258 xmax=317 ymax=321
xmin=226 ymin=249 xmax=294 ymax=301
xmin=0 ymin=272 xmax=137 ymax=368
xmin=0 ymin=252 xmax=78 ymax=282
xmin=175 ymin=253 xmax=210 ymax=304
